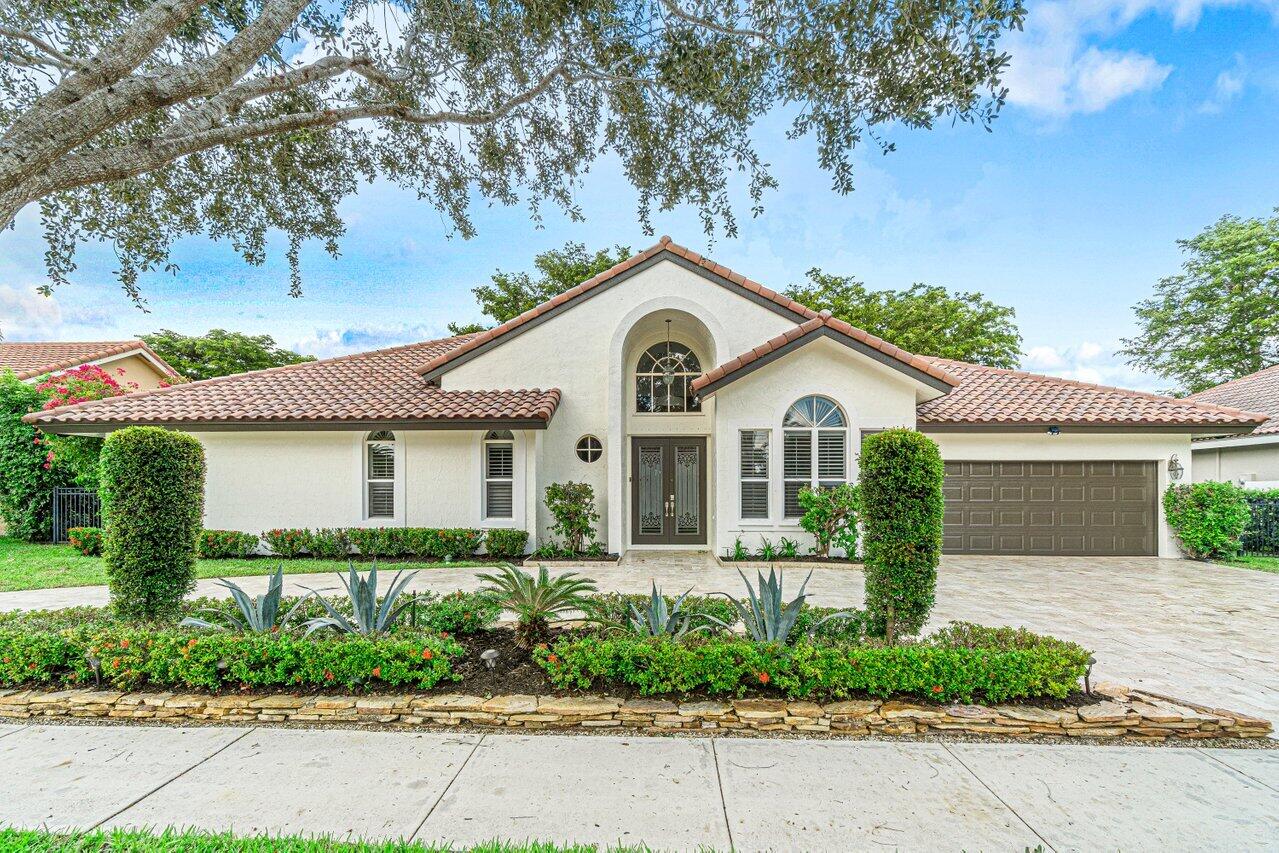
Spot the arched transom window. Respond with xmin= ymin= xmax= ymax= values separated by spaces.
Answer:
xmin=635 ymin=341 xmax=702 ymax=413
xmin=365 ymin=430 xmax=396 ymax=518
xmin=782 ymin=396 xmax=847 ymax=517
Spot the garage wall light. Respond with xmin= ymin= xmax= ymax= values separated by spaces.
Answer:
xmin=1168 ymin=454 xmax=1184 ymax=481
xmin=1046 ymin=425 xmax=1061 ymax=436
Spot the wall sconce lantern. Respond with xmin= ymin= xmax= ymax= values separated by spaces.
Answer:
xmin=1168 ymin=454 xmax=1184 ymax=481
xmin=1046 ymin=425 xmax=1061 ymax=436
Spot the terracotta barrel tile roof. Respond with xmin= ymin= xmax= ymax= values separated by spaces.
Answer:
xmin=25 ymin=334 xmax=561 ymax=429
xmin=915 ymin=358 xmax=1269 ymax=428
xmin=692 ymin=312 xmax=959 ymax=394
xmin=1187 ymin=365 xmax=1279 ymax=435
xmin=416 ymin=235 xmax=822 ymax=378
xmin=0 ymin=340 xmax=179 ymax=380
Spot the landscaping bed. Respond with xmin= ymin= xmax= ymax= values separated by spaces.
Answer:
xmin=716 ymin=556 xmax=860 ymax=569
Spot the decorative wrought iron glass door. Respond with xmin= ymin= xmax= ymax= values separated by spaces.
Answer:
xmin=630 ymin=436 xmax=707 ymax=545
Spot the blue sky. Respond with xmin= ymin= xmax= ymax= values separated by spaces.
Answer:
xmin=2 ymin=0 xmax=1278 ymax=392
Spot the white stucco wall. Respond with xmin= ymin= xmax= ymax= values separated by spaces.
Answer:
xmin=98 ymin=353 xmax=172 ymax=391
xmin=927 ymin=431 xmax=1192 ymax=558
xmin=713 ymin=337 xmax=922 ymax=556
xmin=1191 ymin=440 xmax=1279 ymax=485
xmin=195 ymin=428 xmax=534 ymax=539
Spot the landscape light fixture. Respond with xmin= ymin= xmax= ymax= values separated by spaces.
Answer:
xmin=1168 ymin=455 xmax=1184 ymax=481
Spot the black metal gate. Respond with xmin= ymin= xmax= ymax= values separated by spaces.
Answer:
xmin=1243 ymin=496 xmax=1279 ymax=556
xmin=52 ymin=487 xmax=101 ymax=543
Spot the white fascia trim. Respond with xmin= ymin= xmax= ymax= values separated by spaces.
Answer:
xmin=1191 ymin=432 xmax=1279 ymax=451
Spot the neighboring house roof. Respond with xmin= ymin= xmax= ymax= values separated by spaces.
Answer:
xmin=915 ymin=358 xmax=1268 ymax=432
xmin=1186 ymin=365 xmax=1279 ymax=436
xmin=416 ymin=236 xmax=948 ymax=391
xmin=25 ymin=335 xmax=562 ymax=431
xmin=691 ymin=310 xmax=958 ymax=396
xmin=0 ymin=340 xmax=179 ymax=381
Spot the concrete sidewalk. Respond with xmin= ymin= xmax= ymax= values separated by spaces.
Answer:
xmin=1 ymin=723 xmax=1276 ymax=851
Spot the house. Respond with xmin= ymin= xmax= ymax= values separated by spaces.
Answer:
xmin=1187 ymin=364 xmax=1279 ymax=488
xmin=0 ymin=340 xmax=179 ymax=390
xmin=24 ymin=238 xmax=1267 ymax=558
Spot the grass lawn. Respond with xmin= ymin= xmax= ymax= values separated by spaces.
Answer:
xmin=1220 ymin=554 xmax=1279 ymax=574
xmin=0 ymin=828 xmax=647 ymax=852
xmin=0 ymin=537 xmax=492 ymax=593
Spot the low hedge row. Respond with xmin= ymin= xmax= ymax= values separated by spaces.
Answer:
xmin=0 ymin=625 xmax=462 ymax=690
xmin=254 ymin=527 xmax=528 ymax=559
xmin=534 ymin=622 xmax=1090 ymax=703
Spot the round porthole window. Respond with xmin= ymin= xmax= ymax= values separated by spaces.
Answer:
xmin=576 ymin=435 xmax=603 ymax=463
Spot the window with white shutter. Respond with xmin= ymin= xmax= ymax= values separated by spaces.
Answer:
xmin=483 ymin=430 xmax=514 ymax=519
xmin=739 ymin=430 xmax=769 ymax=519
xmin=782 ymin=396 xmax=848 ymax=517
xmin=365 ymin=430 xmax=396 ymax=518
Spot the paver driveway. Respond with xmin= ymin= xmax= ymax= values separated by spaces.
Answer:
xmin=2 ymin=555 xmax=1276 ymax=725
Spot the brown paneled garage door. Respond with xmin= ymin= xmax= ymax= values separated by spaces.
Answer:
xmin=942 ymin=461 xmax=1157 ymax=556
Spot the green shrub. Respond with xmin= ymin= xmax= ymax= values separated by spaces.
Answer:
xmin=67 ymin=527 xmax=104 ymax=557
xmin=1163 ymin=482 xmax=1252 ymax=559
xmin=535 ymin=626 xmax=1090 ymax=703
xmin=794 ymin=605 xmax=867 ymax=644
xmin=485 ymin=528 xmax=529 ymax=558
xmin=99 ymin=426 xmax=205 ymax=620
xmin=302 ymin=527 xmax=348 ymax=559
xmin=263 ymin=528 xmax=309 ymax=558
xmin=347 ymin=527 xmax=392 ymax=558
xmin=0 ymin=623 xmax=461 ymax=691
xmin=0 ymin=372 xmax=73 ymax=541
xmin=585 ymin=591 xmax=737 ymax=630
xmin=196 ymin=529 xmax=259 ymax=559
xmin=543 ymin=481 xmax=600 ymax=554
xmin=433 ymin=528 xmax=484 ymax=558
xmin=860 ymin=429 xmax=945 ymax=643
xmin=411 ymin=590 xmax=502 ymax=634
xmin=402 ymin=527 xmax=437 ymax=559
xmin=797 ymin=483 xmax=860 ymax=558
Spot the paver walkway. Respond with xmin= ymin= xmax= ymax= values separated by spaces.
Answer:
xmin=3 ymin=555 xmax=1276 ymax=726
xmin=0 ymin=722 xmax=1275 ymax=851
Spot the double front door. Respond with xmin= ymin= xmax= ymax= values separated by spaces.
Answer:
xmin=630 ymin=436 xmax=707 ymax=545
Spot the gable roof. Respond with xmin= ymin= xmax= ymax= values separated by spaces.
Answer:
xmin=0 ymin=340 xmax=179 ymax=381
xmin=915 ymin=358 xmax=1268 ymax=432
xmin=691 ymin=311 xmax=958 ymax=397
xmin=1186 ymin=365 xmax=1279 ymax=436
xmin=418 ymin=236 xmax=835 ymax=381
xmin=25 ymin=334 xmax=561 ymax=432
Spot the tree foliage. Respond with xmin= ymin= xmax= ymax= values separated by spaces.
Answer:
xmin=1121 ymin=211 xmax=1279 ymax=395
xmin=448 ymin=242 xmax=631 ymax=334
xmin=785 ymin=269 xmax=1022 ymax=367
xmin=141 ymin=328 xmax=313 ymax=381
xmin=1162 ymin=482 xmax=1251 ymax=560
xmin=2 ymin=0 xmax=1024 ymax=302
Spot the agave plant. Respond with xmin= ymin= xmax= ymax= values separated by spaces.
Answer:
xmin=624 ymin=582 xmax=708 ymax=639
xmin=708 ymin=568 xmax=856 ymax=646
xmin=478 ymin=563 xmax=597 ymax=648
xmin=180 ymin=565 xmax=312 ymax=633
xmin=299 ymin=560 xmax=417 ymax=636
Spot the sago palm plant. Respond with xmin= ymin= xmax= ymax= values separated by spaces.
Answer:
xmin=478 ymin=563 xmax=597 ymax=648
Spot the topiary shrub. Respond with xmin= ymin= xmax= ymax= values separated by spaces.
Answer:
xmin=196 ymin=530 xmax=258 ymax=559
xmin=1163 ymin=482 xmax=1251 ymax=560
xmin=67 ymin=526 xmax=104 ymax=556
xmin=797 ymin=483 xmax=860 ymax=558
xmin=262 ymin=528 xmax=310 ymax=558
xmin=0 ymin=371 xmax=73 ymax=541
xmin=99 ymin=426 xmax=205 ymax=620
xmin=485 ymin=528 xmax=529 ymax=558
xmin=544 ymin=481 xmax=600 ymax=554
xmin=860 ymin=428 xmax=945 ymax=644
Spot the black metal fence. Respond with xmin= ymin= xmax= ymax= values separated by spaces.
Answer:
xmin=1242 ymin=496 xmax=1279 ymax=556
xmin=52 ymin=487 xmax=101 ymax=544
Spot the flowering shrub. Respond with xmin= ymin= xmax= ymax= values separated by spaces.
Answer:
xmin=307 ymin=528 xmax=351 ymax=559
xmin=484 ymin=528 xmax=529 ymax=558
xmin=67 ymin=527 xmax=104 ymax=556
xmin=36 ymin=364 xmax=132 ymax=410
xmin=1163 ymin=482 xmax=1252 ymax=559
xmin=262 ymin=528 xmax=310 ymax=558
xmin=196 ymin=530 xmax=259 ymax=559
xmin=534 ymin=624 xmax=1090 ymax=702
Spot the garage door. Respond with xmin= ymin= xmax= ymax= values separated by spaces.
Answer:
xmin=942 ymin=461 xmax=1157 ymax=556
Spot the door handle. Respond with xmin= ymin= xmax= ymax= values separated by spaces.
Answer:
xmin=667 ymin=494 xmax=676 ymax=517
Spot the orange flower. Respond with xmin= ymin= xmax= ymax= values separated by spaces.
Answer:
xmin=931 ymin=685 xmax=943 ymax=694
xmin=421 ymin=648 xmax=433 ymax=660
xmin=757 ymin=671 xmax=770 ymax=684
xmin=187 ymin=638 xmax=197 ymax=648
xmin=371 ymin=666 xmax=382 ymax=678
xmin=120 ymin=638 xmax=130 ymax=649
xmin=324 ymin=669 xmax=335 ymax=681
xmin=111 ymin=658 xmax=121 ymax=669
xmin=547 ymin=653 xmax=559 ymax=664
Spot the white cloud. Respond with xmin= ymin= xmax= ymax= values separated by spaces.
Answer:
xmin=1024 ymin=345 xmax=1066 ymax=369
xmin=1002 ymin=0 xmax=1278 ymax=118
xmin=0 ymin=285 xmax=117 ymax=340
xmin=293 ymin=322 xmax=452 ymax=358
xmin=1021 ymin=339 xmax=1165 ymax=392
xmin=1198 ymin=57 xmax=1247 ymax=113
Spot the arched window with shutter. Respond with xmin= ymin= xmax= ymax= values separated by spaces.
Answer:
xmin=782 ymin=396 xmax=847 ymax=518
xmin=365 ymin=430 xmax=397 ymax=519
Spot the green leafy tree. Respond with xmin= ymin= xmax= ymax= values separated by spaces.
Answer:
xmin=448 ymin=243 xmax=631 ymax=334
xmin=141 ymin=329 xmax=314 ymax=381
xmin=785 ymin=270 xmax=1022 ymax=367
xmin=1 ymin=0 xmax=1024 ymax=303
xmin=1121 ymin=212 xmax=1279 ymax=395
